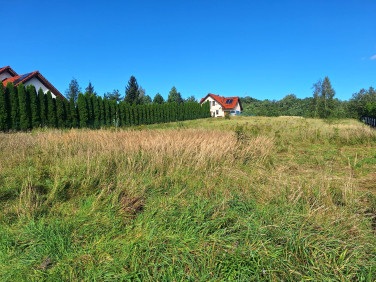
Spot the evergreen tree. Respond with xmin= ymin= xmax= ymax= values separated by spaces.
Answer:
xmin=129 ymin=104 xmax=134 ymax=126
xmin=27 ymin=85 xmax=40 ymax=128
xmin=18 ymin=83 xmax=31 ymax=130
xmin=65 ymin=78 xmax=81 ymax=103
xmin=0 ymin=85 xmax=8 ymax=131
xmin=84 ymin=93 xmax=94 ymax=127
xmin=145 ymin=104 xmax=150 ymax=124
xmin=142 ymin=95 xmax=152 ymax=104
xmin=93 ymin=96 xmax=100 ymax=128
xmin=149 ymin=104 xmax=154 ymax=124
xmin=63 ymin=99 xmax=71 ymax=128
xmin=56 ymin=97 xmax=65 ymax=128
xmin=69 ymin=98 xmax=79 ymax=128
xmin=167 ymin=86 xmax=184 ymax=104
xmin=38 ymin=88 xmax=47 ymax=127
xmin=110 ymin=100 xmax=118 ymax=126
xmin=103 ymin=98 xmax=111 ymax=126
xmin=7 ymin=83 xmax=19 ymax=130
xmin=153 ymin=93 xmax=165 ymax=104
xmin=133 ymin=105 xmax=139 ymax=125
xmin=98 ymin=96 xmax=105 ymax=126
xmin=46 ymin=91 xmax=55 ymax=127
xmin=125 ymin=76 xmax=140 ymax=105
xmin=124 ymin=103 xmax=130 ymax=126
xmin=104 ymin=89 xmax=123 ymax=102
xmin=77 ymin=93 xmax=88 ymax=128
xmin=85 ymin=81 xmax=97 ymax=96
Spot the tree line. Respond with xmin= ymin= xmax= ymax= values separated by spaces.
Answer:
xmin=0 ymin=82 xmax=210 ymax=132
xmin=241 ymin=76 xmax=376 ymax=119
xmin=65 ymin=75 xmax=195 ymax=105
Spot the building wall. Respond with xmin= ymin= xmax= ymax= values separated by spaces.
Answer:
xmin=0 ymin=71 xmax=13 ymax=82
xmin=226 ymin=102 xmax=242 ymax=115
xmin=202 ymin=96 xmax=225 ymax=117
xmin=24 ymin=77 xmax=57 ymax=98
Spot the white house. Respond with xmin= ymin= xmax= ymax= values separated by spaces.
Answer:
xmin=200 ymin=93 xmax=243 ymax=117
xmin=1 ymin=66 xmax=65 ymax=100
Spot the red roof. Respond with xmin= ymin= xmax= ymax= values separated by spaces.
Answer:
xmin=0 ymin=66 xmax=18 ymax=77
xmin=200 ymin=93 xmax=242 ymax=110
xmin=2 ymin=69 xmax=66 ymax=100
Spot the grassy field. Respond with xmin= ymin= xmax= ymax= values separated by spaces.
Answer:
xmin=0 ymin=116 xmax=376 ymax=280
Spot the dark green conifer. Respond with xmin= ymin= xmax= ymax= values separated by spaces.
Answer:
xmin=18 ymin=83 xmax=31 ymax=130
xmin=93 ymin=96 xmax=100 ymax=128
xmin=98 ymin=96 xmax=105 ymax=126
xmin=27 ymin=85 xmax=40 ymax=128
xmin=69 ymin=98 xmax=79 ymax=128
xmin=77 ymin=93 xmax=88 ymax=128
xmin=38 ymin=88 xmax=47 ymax=127
xmin=46 ymin=91 xmax=56 ymax=127
xmin=0 ymin=85 xmax=8 ymax=131
xmin=56 ymin=97 xmax=65 ymax=128
xmin=7 ymin=83 xmax=19 ymax=130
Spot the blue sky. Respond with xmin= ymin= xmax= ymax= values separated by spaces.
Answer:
xmin=3 ymin=0 xmax=376 ymax=101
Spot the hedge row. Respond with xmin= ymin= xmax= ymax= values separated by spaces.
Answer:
xmin=0 ymin=82 xmax=211 ymax=131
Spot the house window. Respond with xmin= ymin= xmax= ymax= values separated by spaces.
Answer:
xmin=216 ymin=110 xmax=219 ymax=115
xmin=212 ymin=101 xmax=215 ymax=106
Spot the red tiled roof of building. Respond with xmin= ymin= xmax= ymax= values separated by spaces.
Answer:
xmin=200 ymin=93 xmax=242 ymax=110
xmin=0 ymin=66 xmax=18 ymax=76
xmin=2 ymin=70 xmax=66 ymax=100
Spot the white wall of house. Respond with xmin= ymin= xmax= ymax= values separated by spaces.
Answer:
xmin=0 ymin=71 xmax=13 ymax=82
xmin=24 ymin=77 xmax=57 ymax=98
xmin=202 ymin=96 xmax=225 ymax=117
xmin=226 ymin=102 xmax=242 ymax=115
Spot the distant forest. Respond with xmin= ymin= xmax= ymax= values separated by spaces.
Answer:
xmin=241 ymin=77 xmax=376 ymax=119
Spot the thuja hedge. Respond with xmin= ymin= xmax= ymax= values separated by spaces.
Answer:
xmin=0 ymin=82 xmax=211 ymax=131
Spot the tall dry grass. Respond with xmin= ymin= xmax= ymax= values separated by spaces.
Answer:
xmin=0 ymin=118 xmax=375 ymax=280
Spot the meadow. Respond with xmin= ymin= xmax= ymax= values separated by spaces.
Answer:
xmin=0 ymin=116 xmax=375 ymax=280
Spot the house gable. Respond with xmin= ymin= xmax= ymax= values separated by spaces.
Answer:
xmin=0 ymin=66 xmax=18 ymax=82
xmin=1 ymin=67 xmax=66 ymax=100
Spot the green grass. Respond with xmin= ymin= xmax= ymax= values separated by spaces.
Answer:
xmin=0 ymin=116 xmax=375 ymax=280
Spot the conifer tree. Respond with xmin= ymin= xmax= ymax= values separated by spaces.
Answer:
xmin=138 ymin=105 xmax=144 ymax=125
xmin=65 ymin=78 xmax=81 ymax=103
xmin=124 ymin=103 xmax=130 ymax=126
xmin=98 ymin=96 xmax=105 ymax=126
xmin=125 ymin=76 xmax=140 ymax=105
xmin=46 ymin=91 xmax=55 ymax=127
xmin=118 ymin=101 xmax=125 ymax=126
xmin=63 ymin=99 xmax=71 ymax=128
xmin=93 ymin=96 xmax=100 ymax=128
xmin=110 ymin=100 xmax=118 ymax=126
xmin=18 ymin=83 xmax=31 ymax=130
xmin=149 ymin=104 xmax=154 ymax=124
xmin=145 ymin=104 xmax=150 ymax=124
xmin=0 ymin=85 xmax=7 ymax=131
xmin=153 ymin=93 xmax=165 ymax=104
xmin=103 ymin=98 xmax=111 ymax=126
xmin=56 ymin=97 xmax=65 ymax=128
xmin=27 ymin=85 xmax=40 ymax=128
xmin=129 ymin=104 xmax=134 ymax=126
xmin=38 ymin=88 xmax=47 ymax=127
xmin=77 ymin=93 xmax=88 ymax=128
xmin=7 ymin=83 xmax=19 ymax=130
xmin=84 ymin=93 xmax=93 ymax=127
xmin=133 ymin=105 xmax=139 ymax=125
xmin=69 ymin=98 xmax=79 ymax=128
